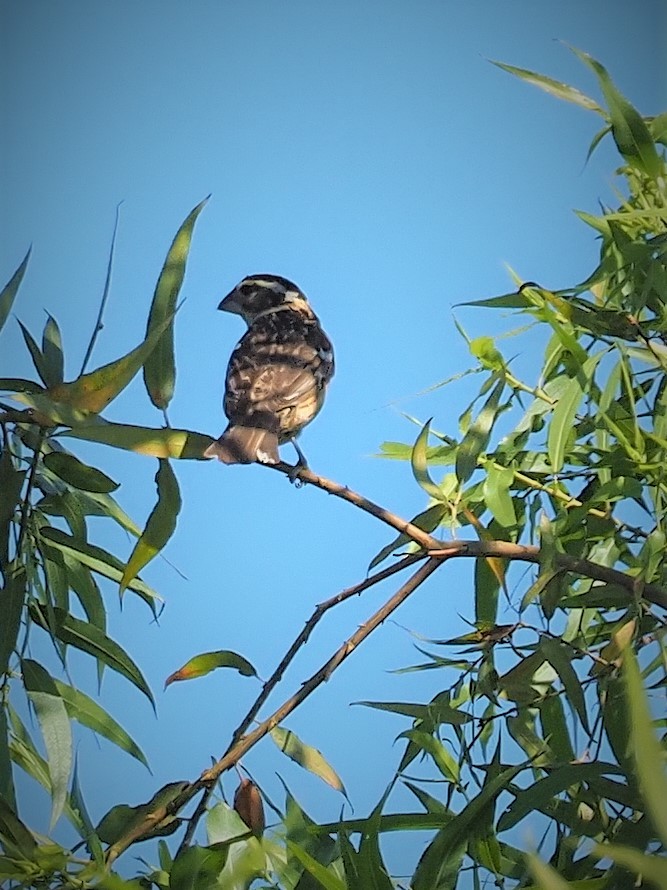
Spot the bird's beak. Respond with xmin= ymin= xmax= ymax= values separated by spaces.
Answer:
xmin=217 ymin=289 xmax=242 ymax=314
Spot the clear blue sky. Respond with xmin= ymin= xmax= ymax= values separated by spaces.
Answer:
xmin=2 ymin=0 xmax=664 ymax=880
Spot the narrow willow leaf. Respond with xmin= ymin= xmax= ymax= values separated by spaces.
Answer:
xmin=70 ymin=759 xmax=104 ymax=863
xmin=492 ymin=61 xmax=602 ymax=112
xmin=46 ymin=313 xmax=174 ymax=413
xmin=456 ymin=378 xmax=505 ymax=483
xmin=0 ymin=564 xmax=26 ymax=676
xmin=39 ymin=526 xmax=160 ymax=605
xmin=403 ymin=729 xmax=459 ymax=784
xmin=41 ymin=314 xmax=64 ymax=387
xmin=526 ymin=853 xmax=575 ymax=890
xmin=271 ymin=726 xmax=345 ymax=794
xmin=592 ymin=842 xmax=667 ymax=886
xmin=54 ymin=680 xmax=149 ymax=768
xmin=143 ymin=197 xmax=209 ymax=410
xmin=0 ymin=708 xmax=14 ymax=810
xmin=411 ymin=419 xmax=445 ymax=500
xmin=356 ymin=699 xmax=471 ymax=725
xmin=483 ymin=464 xmax=516 ymax=528
xmin=0 ymin=248 xmax=31 ymax=335
xmin=120 ymin=459 xmax=181 ymax=594
xmin=43 ymin=452 xmax=119 ymax=493
xmin=620 ymin=639 xmax=667 ymax=845
xmin=548 ymin=352 xmax=603 ymax=473
xmin=21 ymin=659 xmax=72 ymax=828
xmin=63 ymin=421 xmax=214 ymax=460
xmin=30 ymin=604 xmax=155 ymax=708
xmin=286 ymin=840 xmax=347 ymax=890
xmin=540 ymin=637 xmax=590 ymax=734
xmin=165 ymin=649 xmax=257 ymax=687
xmin=0 ymin=377 xmax=44 ymax=394
xmin=17 ymin=320 xmax=51 ymax=388
xmin=571 ymin=48 xmax=663 ymax=178
xmin=457 ymin=291 xmax=533 ymax=310
xmin=0 ymin=796 xmax=36 ymax=855
xmin=412 ymin=763 xmax=523 ymax=890
xmin=96 ymin=782 xmax=188 ymax=846
xmin=368 ymin=503 xmax=446 ymax=571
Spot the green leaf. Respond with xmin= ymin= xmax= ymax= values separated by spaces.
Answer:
xmin=592 ymin=842 xmax=667 ymax=886
xmin=43 ymin=451 xmax=119 ymax=493
xmin=525 ymin=853 xmax=578 ymax=890
xmin=0 ymin=709 xmax=15 ymax=810
xmin=411 ymin=419 xmax=445 ymax=500
xmin=165 ymin=649 xmax=257 ymax=687
xmin=46 ymin=312 xmax=175 ymax=414
xmin=286 ymin=840 xmax=347 ymax=890
xmin=41 ymin=314 xmax=64 ymax=387
xmin=0 ymin=248 xmax=30 ymax=335
xmin=540 ymin=637 xmax=590 ymax=735
xmin=0 ymin=564 xmax=26 ymax=676
xmin=571 ymin=48 xmax=663 ymax=177
xmin=54 ymin=680 xmax=149 ymax=768
xmin=63 ymin=421 xmax=214 ymax=459
xmin=143 ymin=197 xmax=209 ymax=410
xmin=402 ymin=730 xmax=460 ymax=784
xmin=456 ymin=378 xmax=505 ymax=483
xmin=170 ymin=843 xmax=229 ymax=890
xmin=621 ymin=639 xmax=667 ymax=845
xmin=17 ymin=319 xmax=51 ymax=388
xmin=271 ymin=726 xmax=346 ymax=795
xmin=30 ymin=604 xmax=155 ymax=708
xmin=492 ymin=61 xmax=603 ymax=113
xmin=21 ymin=659 xmax=72 ymax=828
xmin=483 ymin=464 xmax=516 ymax=528
xmin=120 ymin=459 xmax=181 ymax=594
xmin=70 ymin=758 xmax=104 ymax=863
xmin=548 ymin=352 xmax=604 ymax=472
xmin=39 ymin=526 xmax=160 ymax=605
xmin=0 ymin=796 xmax=36 ymax=856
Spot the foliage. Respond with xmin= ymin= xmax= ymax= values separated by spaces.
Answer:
xmin=1 ymin=51 xmax=666 ymax=889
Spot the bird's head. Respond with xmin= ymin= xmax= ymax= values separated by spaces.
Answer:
xmin=218 ymin=274 xmax=310 ymax=325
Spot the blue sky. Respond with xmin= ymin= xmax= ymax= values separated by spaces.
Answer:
xmin=1 ymin=0 xmax=664 ymax=880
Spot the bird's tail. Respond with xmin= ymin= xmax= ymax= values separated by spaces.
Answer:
xmin=204 ymin=425 xmax=280 ymax=465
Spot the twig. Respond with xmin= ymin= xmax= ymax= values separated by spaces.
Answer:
xmin=175 ymin=552 xmax=425 ymax=854
xmin=79 ymin=202 xmax=122 ymax=376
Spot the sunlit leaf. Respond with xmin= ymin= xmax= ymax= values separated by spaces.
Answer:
xmin=571 ymin=48 xmax=663 ymax=177
xmin=21 ymin=659 xmax=72 ymax=828
xmin=620 ymin=637 xmax=667 ymax=845
xmin=120 ymin=459 xmax=181 ymax=594
xmin=548 ymin=352 xmax=603 ymax=472
xmin=483 ymin=464 xmax=516 ymax=528
xmin=492 ymin=61 xmax=602 ymax=113
xmin=0 ymin=248 xmax=30 ymax=335
xmin=43 ymin=451 xmax=119 ymax=493
xmin=402 ymin=729 xmax=460 ymax=784
xmin=411 ymin=419 xmax=445 ymax=500
xmin=143 ymin=197 xmax=209 ymax=410
xmin=271 ymin=726 xmax=345 ymax=794
xmin=165 ymin=650 xmax=257 ymax=687
xmin=63 ymin=420 xmax=214 ymax=459
xmin=46 ymin=313 xmax=174 ymax=414
xmin=170 ymin=843 xmax=229 ymax=890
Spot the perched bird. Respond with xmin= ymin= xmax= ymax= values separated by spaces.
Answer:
xmin=204 ymin=274 xmax=334 ymax=466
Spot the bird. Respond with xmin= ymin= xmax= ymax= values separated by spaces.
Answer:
xmin=204 ymin=274 xmax=334 ymax=466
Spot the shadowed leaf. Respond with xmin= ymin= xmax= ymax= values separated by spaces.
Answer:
xmin=43 ymin=452 xmax=119 ymax=493
xmin=271 ymin=726 xmax=345 ymax=795
xmin=0 ymin=248 xmax=30 ymax=335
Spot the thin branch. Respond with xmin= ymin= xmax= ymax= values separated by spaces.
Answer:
xmin=107 ymin=555 xmax=444 ymax=865
xmin=426 ymin=540 xmax=667 ymax=610
xmin=265 ymin=461 xmax=442 ymax=551
xmin=175 ymin=552 xmax=425 ymax=854
xmin=79 ymin=202 xmax=122 ymax=376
